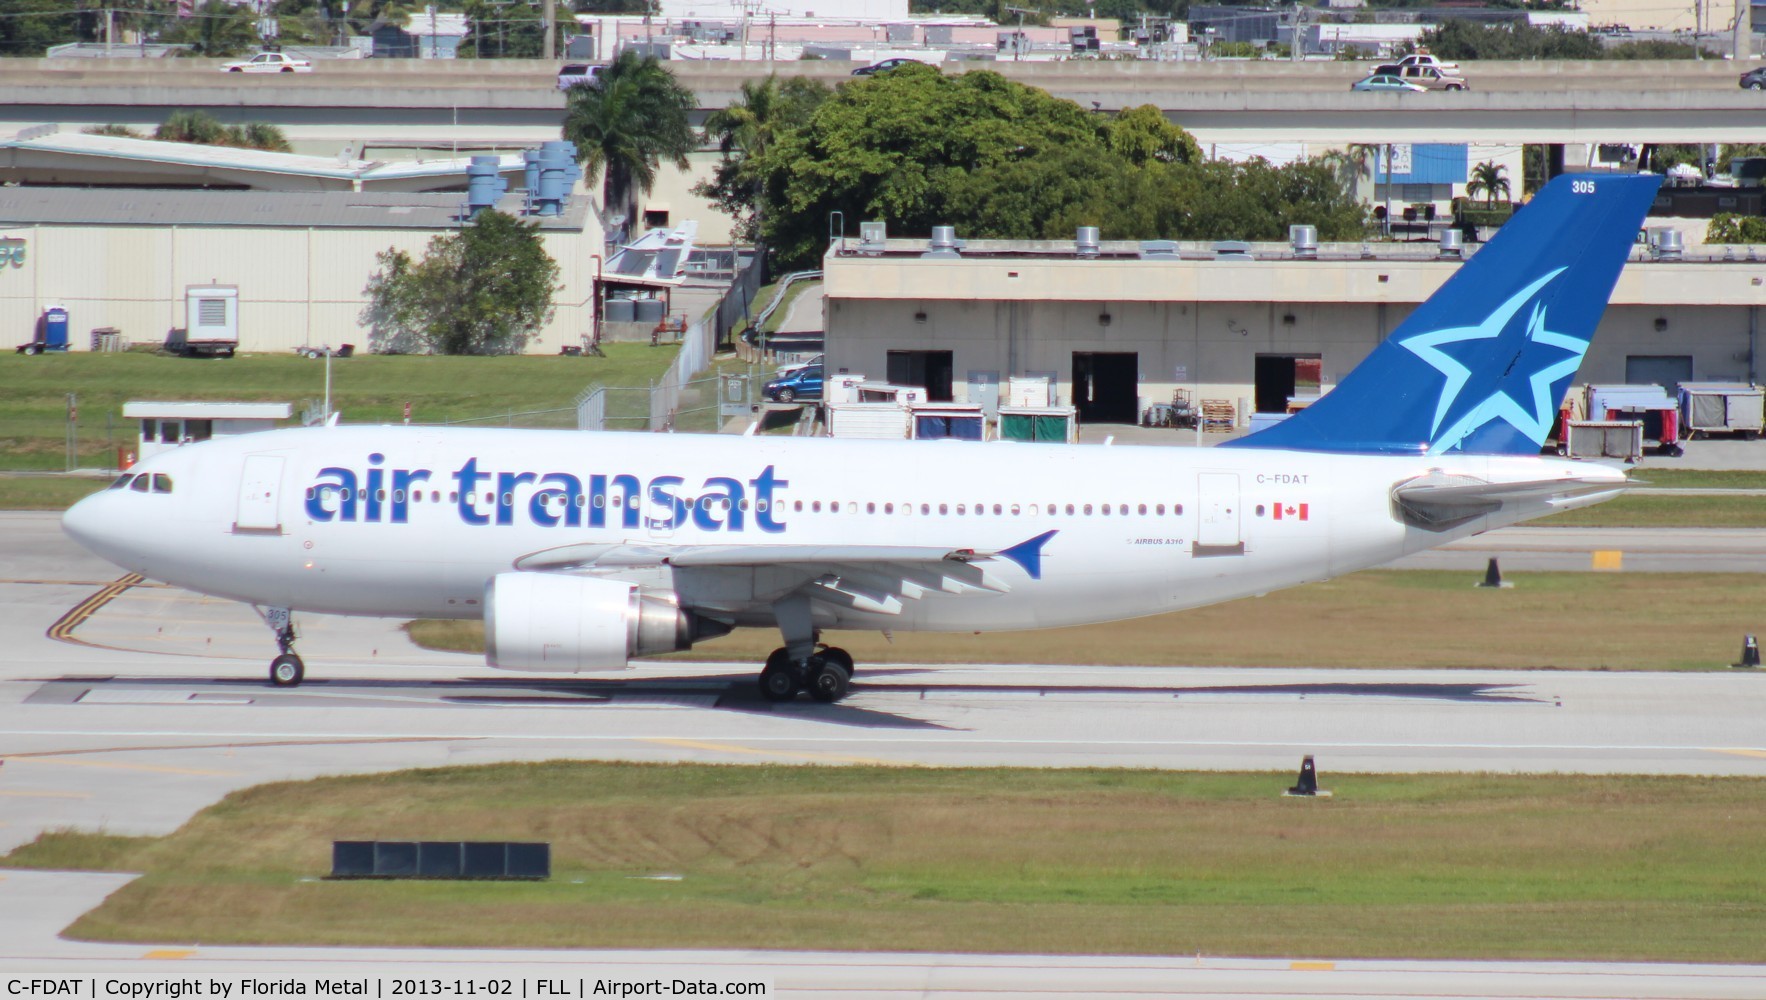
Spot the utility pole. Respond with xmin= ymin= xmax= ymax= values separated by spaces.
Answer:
xmin=1290 ymin=1 xmax=1303 ymax=61
xmin=543 ymin=0 xmax=554 ymax=57
xmin=1004 ymin=5 xmax=1038 ymax=61
xmin=1735 ymin=0 xmax=1751 ymax=60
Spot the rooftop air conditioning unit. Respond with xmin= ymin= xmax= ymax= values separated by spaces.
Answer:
xmin=1438 ymin=229 xmax=1463 ymax=259
xmin=858 ymin=220 xmax=886 ymax=253
xmin=1289 ymin=224 xmax=1318 ymax=259
xmin=1075 ymin=226 xmax=1101 ymax=258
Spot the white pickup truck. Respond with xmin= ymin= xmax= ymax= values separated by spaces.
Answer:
xmin=220 ymin=52 xmax=313 ymax=73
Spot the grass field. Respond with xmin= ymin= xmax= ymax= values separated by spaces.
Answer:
xmin=0 ymin=474 xmax=108 ymax=510
xmin=1537 ymin=492 xmax=1766 ymax=527
xmin=4 ymin=763 xmax=1761 ymax=961
xmin=409 ymin=569 xmax=1766 ymax=670
xmin=0 ymin=347 xmax=680 ymax=470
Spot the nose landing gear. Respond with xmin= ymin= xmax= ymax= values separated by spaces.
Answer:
xmin=259 ymin=607 xmax=305 ymax=687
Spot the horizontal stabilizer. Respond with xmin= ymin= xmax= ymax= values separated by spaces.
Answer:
xmin=1391 ymin=472 xmax=1629 ymax=531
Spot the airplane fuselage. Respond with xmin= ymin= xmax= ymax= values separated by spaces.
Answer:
xmin=65 ymin=425 xmax=1620 ymax=635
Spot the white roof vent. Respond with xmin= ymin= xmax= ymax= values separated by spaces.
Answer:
xmin=1438 ymin=229 xmax=1463 ymax=259
xmin=1075 ymin=226 xmax=1101 ymax=258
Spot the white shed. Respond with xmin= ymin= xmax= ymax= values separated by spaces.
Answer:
xmin=122 ymin=401 xmax=292 ymax=463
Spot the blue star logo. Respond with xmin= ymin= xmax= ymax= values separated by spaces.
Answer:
xmin=1398 ymin=266 xmax=1585 ymax=455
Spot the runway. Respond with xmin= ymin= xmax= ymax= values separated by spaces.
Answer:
xmin=2 ymin=512 xmax=1764 ymax=996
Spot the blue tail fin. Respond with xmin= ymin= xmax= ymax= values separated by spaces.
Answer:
xmin=1225 ymin=173 xmax=1662 ymax=456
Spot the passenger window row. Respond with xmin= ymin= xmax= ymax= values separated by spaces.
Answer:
xmin=302 ymin=487 xmax=1186 ymax=518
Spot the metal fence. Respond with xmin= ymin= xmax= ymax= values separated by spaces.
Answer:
xmin=441 ymin=405 xmax=580 ymax=429
xmin=575 ymin=253 xmax=764 ymax=433
xmin=714 ymin=251 xmax=766 ymax=346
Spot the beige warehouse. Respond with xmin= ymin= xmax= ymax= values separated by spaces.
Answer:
xmin=0 ymin=188 xmax=604 ymax=354
xmin=822 ymin=236 xmax=1766 ymax=425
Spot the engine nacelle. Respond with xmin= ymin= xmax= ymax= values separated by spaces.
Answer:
xmin=483 ymin=572 xmax=729 ymax=672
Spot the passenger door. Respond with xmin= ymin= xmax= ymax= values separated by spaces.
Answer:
xmin=235 ymin=454 xmax=284 ymax=533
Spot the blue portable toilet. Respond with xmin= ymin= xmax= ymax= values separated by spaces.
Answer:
xmin=41 ymin=306 xmax=68 ymax=351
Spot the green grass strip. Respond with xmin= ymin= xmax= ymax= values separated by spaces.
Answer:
xmin=6 ymin=763 xmax=1762 ymax=961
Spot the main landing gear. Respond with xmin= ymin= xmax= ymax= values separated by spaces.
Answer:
xmin=260 ymin=606 xmax=305 ymax=687
xmin=759 ymin=645 xmax=854 ymax=704
xmin=758 ymin=594 xmax=854 ymax=703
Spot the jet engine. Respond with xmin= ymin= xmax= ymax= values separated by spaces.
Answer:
xmin=483 ymin=572 xmax=730 ymax=672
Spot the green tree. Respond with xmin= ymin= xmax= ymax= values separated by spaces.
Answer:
xmin=1416 ymin=20 xmax=1604 ymax=60
xmin=695 ymin=75 xmax=831 ymax=246
xmin=0 ymin=0 xmax=90 ymax=55
xmin=1106 ymin=104 xmax=1201 ymax=166
xmin=743 ymin=65 xmax=1362 ymax=268
xmin=754 ymin=65 xmax=1107 ymax=265
xmin=157 ymin=0 xmax=261 ymax=56
xmin=459 ymin=0 xmax=544 ymax=57
xmin=360 ymin=210 xmax=561 ymax=356
xmin=563 ymin=50 xmax=697 ymax=234
xmin=1706 ymin=213 xmax=1766 ymax=244
xmin=1465 ymin=160 xmax=1510 ymax=207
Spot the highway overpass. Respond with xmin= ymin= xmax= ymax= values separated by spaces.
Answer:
xmin=3 ymin=58 xmax=1766 ymax=148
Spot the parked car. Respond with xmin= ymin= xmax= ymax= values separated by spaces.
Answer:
xmin=1373 ymin=62 xmax=1469 ymax=91
xmin=763 ymin=364 xmax=824 ymax=403
xmin=1741 ymin=66 xmax=1766 ymax=90
xmin=851 ymin=58 xmax=924 ymax=76
xmin=1351 ymin=73 xmax=1427 ymax=93
xmin=556 ymin=64 xmax=604 ymax=90
xmin=220 ymin=52 xmax=312 ymax=73
xmin=774 ymin=353 xmax=823 ymax=377
xmin=1388 ymin=52 xmax=1459 ymax=72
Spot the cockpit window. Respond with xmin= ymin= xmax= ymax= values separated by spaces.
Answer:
xmin=151 ymin=474 xmax=172 ymax=494
xmin=129 ymin=475 xmax=149 ymax=492
xmin=108 ymin=474 xmax=132 ymax=490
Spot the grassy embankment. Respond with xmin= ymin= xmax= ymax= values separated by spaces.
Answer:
xmin=410 ymin=568 xmax=1766 ymax=670
xmin=0 ymin=346 xmax=682 ymax=471
xmin=3 ymin=763 xmax=1760 ymax=961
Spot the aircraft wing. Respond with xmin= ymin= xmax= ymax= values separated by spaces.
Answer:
xmin=1392 ymin=473 xmax=1628 ymax=531
xmin=512 ymin=531 xmax=1059 ymax=617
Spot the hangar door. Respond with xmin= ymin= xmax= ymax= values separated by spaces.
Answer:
xmin=1625 ymin=355 xmax=1693 ymax=391
xmin=1072 ymin=352 xmax=1139 ymax=424
xmin=886 ymin=350 xmax=954 ymax=401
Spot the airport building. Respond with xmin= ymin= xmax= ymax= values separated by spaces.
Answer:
xmin=821 ymin=229 xmax=1766 ymax=426
xmin=0 ymin=187 xmax=604 ymax=354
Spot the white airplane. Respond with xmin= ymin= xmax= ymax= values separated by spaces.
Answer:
xmin=62 ymin=174 xmax=1661 ymax=702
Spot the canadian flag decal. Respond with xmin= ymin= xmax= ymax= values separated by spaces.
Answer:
xmin=1273 ymin=502 xmax=1310 ymax=521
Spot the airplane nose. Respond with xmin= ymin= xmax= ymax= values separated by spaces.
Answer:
xmin=62 ymin=490 xmax=130 ymax=566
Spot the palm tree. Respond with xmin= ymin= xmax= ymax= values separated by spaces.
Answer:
xmin=1466 ymin=160 xmax=1511 ymax=208
xmin=562 ymin=50 xmax=697 ymax=238
xmin=699 ymin=75 xmax=828 ymax=245
xmin=1317 ymin=143 xmax=1381 ymax=195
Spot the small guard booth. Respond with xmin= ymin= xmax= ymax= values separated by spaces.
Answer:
xmin=122 ymin=401 xmax=292 ymax=464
